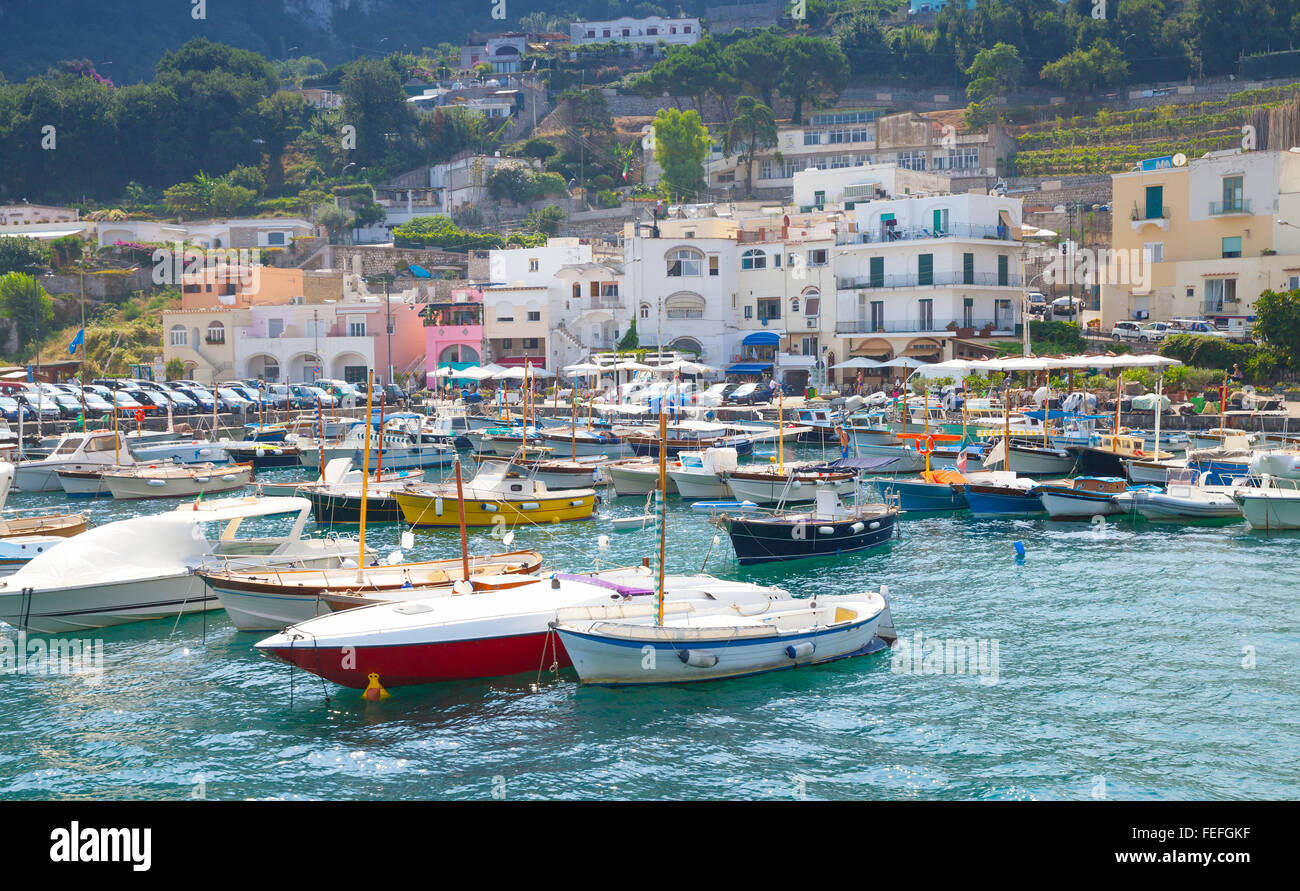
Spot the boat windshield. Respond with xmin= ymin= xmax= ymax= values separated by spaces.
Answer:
xmin=52 ymin=436 xmax=84 ymax=456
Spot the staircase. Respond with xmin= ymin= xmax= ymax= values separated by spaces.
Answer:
xmin=554 ymin=320 xmax=586 ymax=353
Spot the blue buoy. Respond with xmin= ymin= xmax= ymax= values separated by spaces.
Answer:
xmin=1013 ymin=540 xmax=1026 ymax=557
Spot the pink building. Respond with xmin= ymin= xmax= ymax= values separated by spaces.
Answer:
xmin=424 ymin=287 xmax=485 ymax=376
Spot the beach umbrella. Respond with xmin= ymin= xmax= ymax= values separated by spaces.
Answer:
xmin=563 ymin=362 xmax=601 ymax=377
xmin=831 ymin=357 xmax=884 ymax=369
xmin=612 ymin=360 xmax=654 ymax=372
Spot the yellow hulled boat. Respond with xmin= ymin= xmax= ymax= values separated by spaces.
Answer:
xmin=393 ymin=462 xmax=596 ymax=527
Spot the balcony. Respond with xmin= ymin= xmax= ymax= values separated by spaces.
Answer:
xmin=835 ymin=317 xmax=1015 ymax=336
xmin=1131 ymin=206 xmax=1171 ymax=232
xmin=1208 ymin=199 xmax=1252 ymax=216
xmin=837 ymin=272 xmax=1023 ymax=290
xmin=835 ymin=222 xmax=1014 ymax=245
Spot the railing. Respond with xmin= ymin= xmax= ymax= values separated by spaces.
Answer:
xmin=835 ymin=317 xmax=1014 ymax=335
xmin=1131 ymin=206 xmax=1171 ymax=221
xmin=837 ymin=271 xmax=1023 ymax=290
xmin=1209 ymin=199 xmax=1251 ymax=215
xmin=835 ymin=222 xmax=1013 ymax=245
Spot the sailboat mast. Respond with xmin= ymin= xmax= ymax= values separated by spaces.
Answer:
xmin=376 ymin=392 xmax=385 ymax=478
xmin=571 ymin=392 xmax=577 ymax=461
xmin=777 ymin=388 xmax=784 ymax=474
xmin=1114 ymin=372 xmax=1122 ymax=453
xmin=655 ymin=403 xmax=666 ymax=626
xmin=454 ymin=455 xmax=470 ymax=582
xmin=357 ymin=373 xmax=373 ymax=582
xmin=1003 ymin=381 xmax=1012 ymax=475
xmin=315 ymin=397 xmax=325 ymax=479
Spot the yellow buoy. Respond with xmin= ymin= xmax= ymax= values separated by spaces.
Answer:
xmin=362 ymin=672 xmax=390 ymax=701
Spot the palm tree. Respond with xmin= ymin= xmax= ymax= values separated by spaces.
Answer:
xmin=723 ymin=97 xmax=777 ymax=198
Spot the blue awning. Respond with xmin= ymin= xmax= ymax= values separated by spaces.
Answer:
xmin=726 ymin=362 xmax=773 ymax=375
xmin=409 ymin=264 xmax=431 ymax=278
xmin=742 ymin=331 xmax=780 ymax=346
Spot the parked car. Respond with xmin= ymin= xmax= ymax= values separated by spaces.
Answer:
xmin=215 ymin=387 xmax=256 ymax=413
xmin=47 ymin=392 xmax=84 ymax=419
xmin=380 ymin=383 xmax=407 ymax=408
xmin=79 ymin=389 xmax=116 ymax=417
xmin=1051 ymin=296 xmax=1082 ymax=317
xmin=14 ymin=392 xmax=61 ymax=421
xmin=1111 ymin=321 xmax=1145 ymax=342
xmin=1168 ymin=319 xmax=1230 ymax=339
xmin=0 ymin=396 xmax=33 ymax=422
xmin=1137 ymin=322 xmax=1168 ymax=342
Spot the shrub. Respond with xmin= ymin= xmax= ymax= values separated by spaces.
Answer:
xmin=597 ymin=189 xmax=622 ymax=209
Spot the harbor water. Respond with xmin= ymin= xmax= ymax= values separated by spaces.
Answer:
xmin=1 ymin=452 xmax=1296 ymax=801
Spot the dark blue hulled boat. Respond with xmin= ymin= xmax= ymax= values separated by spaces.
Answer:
xmin=715 ymin=489 xmax=897 ymax=565
xmin=224 ymin=441 xmax=303 ymax=468
xmin=870 ymin=472 xmax=968 ymax=513
xmin=963 ymin=480 xmax=1046 ymax=518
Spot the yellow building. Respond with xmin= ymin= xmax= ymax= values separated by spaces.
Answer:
xmin=1098 ymin=148 xmax=1300 ymax=330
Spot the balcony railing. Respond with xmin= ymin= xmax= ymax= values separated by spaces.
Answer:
xmin=1131 ymin=206 xmax=1171 ymax=221
xmin=1209 ymin=199 xmax=1251 ymax=215
xmin=837 ymin=272 xmax=1023 ymax=290
xmin=835 ymin=317 xmax=1014 ymax=335
xmin=835 ymin=222 xmax=1014 ymax=245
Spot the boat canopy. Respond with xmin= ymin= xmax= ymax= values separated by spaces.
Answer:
xmin=741 ymin=331 xmax=780 ymax=346
xmin=726 ymin=362 xmax=773 ymax=375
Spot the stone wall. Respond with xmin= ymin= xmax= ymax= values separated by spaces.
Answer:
xmin=302 ymin=270 xmax=344 ymax=303
xmin=42 ymin=268 xmax=154 ymax=299
xmin=330 ymin=245 xmax=469 ymax=278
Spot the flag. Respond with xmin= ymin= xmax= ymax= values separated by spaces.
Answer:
xmin=68 ymin=328 xmax=84 ymax=355
xmin=622 ymin=161 xmax=629 ymax=182
xmin=956 ymin=450 xmax=968 ymax=473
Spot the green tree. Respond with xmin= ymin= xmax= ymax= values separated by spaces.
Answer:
xmin=723 ymin=97 xmax=777 ymax=196
xmin=724 ymin=31 xmax=787 ymax=110
xmin=165 ymin=358 xmax=185 ymax=381
xmin=211 ymin=181 xmax=257 ymax=216
xmin=653 ymin=108 xmax=709 ymax=203
xmin=778 ymin=36 xmax=849 ymax=125
xmin=48 ymin=235 xmax=84 ymax=271
xmin=1253 ymin=288 xmax=1300 ymax=365
xmin=0 ymin=272 xmax=55 ymax=352
xmin=0 ymin=236 xmax=49 ymax=275
xmin=1040 ymin=40 xmax=1128 ymax=97
xmin=340 ymin=57 xmax=416 ymax=167
xmin=617 ymin=317 xmax=639 ymax=351
xmin=526 ymin=205 xmax=566 ymax=236
xmin=965 ymin=42 xmax=1024 ymax=103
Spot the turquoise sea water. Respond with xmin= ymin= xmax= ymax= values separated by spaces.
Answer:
xmin=1 ymin=454 xmax=1297 ymax=801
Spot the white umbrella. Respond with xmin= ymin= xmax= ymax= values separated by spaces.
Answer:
xmin=831 ymin=357 xmax=884 ymax=369
xmin=563 ymin=362 xmax=601 ymax=376
xmin=612 ymin=360 xmax=654 ymax=372
xmin=881 ymin=356 xmax=930 ymax=369
xmin=912 ymin=358 xmax=977 ymax=376
xmin=453 ymin=365 xmax=495 ymax=381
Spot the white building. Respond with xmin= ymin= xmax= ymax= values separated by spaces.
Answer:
xmin=461 ymin=34 xmax=529 ymax=73
xmin=569 ymin=16 xmax=701 ymax=47
xmin=96 ymin=218 xmax=314 ymax=250
xmin=234 ymin=303 xmax=375 ymax=384
xmin=0 ymin=203 xmax=79 ymax=226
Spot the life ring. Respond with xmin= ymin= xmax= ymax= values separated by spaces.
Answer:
xmin=134 ymin=408 xmax=145 ymax=424
xmin=917 ymin=434 xmax=936 ymax=455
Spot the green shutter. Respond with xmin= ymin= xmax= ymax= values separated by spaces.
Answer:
xmin=918 ymin=254 xmax=933 ymax=286
xmin=963 ymin=253 xmax=974 ymax=285
xmin=869 ymin=256 xmax=884 ymax=288
xmin=1145 ymin=186 xmax=1163 ymax=220
xmin=997 ymin=255 xmax=1008 ymax=286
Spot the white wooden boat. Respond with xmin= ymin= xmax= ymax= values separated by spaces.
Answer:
xmin=0 ymin=495 xmax=366 ymax=633
xmin=101 ymin=463 xmax=254 ymax=500
xmin=724 ymin=463 xmax=857 ymax=505
xmin=1111 ymin=470 xmax=1243 ymax=522
xmin=126 ymin=439 xmax=228 ymax=464
xmin=666 ymin=447 xmax=738 ymax=500
xmin=606 ymin=458 xmax=678 ymax=496
xmin=552 ymin=588 xmax=895 ymax=685
xmin=1038 ymin=477 xmax=1159 ymax=519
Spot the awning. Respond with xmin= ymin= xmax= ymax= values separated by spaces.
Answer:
xmin=742 ymin=331 xmax=780 ymax=346
xmin=778 ymin=355 xmax=817 ymax=367
xmin=726 ymin=362 xmax=773 ymax=375
xmin=494 ymin=357 xmax=546 ymax=368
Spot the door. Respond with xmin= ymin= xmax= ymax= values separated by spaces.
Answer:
xmin=1144 ymin=185 xmax=1163 ymax=220
xmin=869 ymin=256 xmax=884 ymax=288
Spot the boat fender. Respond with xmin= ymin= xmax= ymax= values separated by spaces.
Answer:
xmin=851 ymin=522 xmax=866 ymax=533
xmin=435 ymin=497 xmax=445 ymax=516
xmin=569 ymin=499 xmax=585 ymax=507
xmin=817 ymin=525 xmax=835 ymax=535
xmin=221 ymin=475 xmax=237 ymax=482
xmin=792 ymin=479 xmax=802 ymax=489
xmin=521 ymin=502 xmax=540 ymax=510
xmin=598 ymin=535 xmax=610 ymax=549
xmin=198 ymin=449 xmax=211 ymax=456
xmin=147 ymin=479 xmax=167 ymax=487
xmin=551 ymin=576 xmax=561 ymax=589
xmin=678 ymin=649 xmax=719 ymax=668
xmin=194 ymin=476 xmax=211 ymax=484
xmin=786 ymin=641 xmax=816 ymax=660
xmin=362 ymin=673 xmax=390 ymax=702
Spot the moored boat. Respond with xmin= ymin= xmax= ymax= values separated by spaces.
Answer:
xmin=101 ymin=462 xmax=254 ymax=500
xmin=1038 ymin=476 xmax=1158 ymax=519
xmin=714 ymin=488 xmax=897 ymax=565
xmin=392 ymin=462 xmax=596 ymax=527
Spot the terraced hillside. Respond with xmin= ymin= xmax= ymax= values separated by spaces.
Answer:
xmin=1012 ymin=84 xmax=1300 ymax=176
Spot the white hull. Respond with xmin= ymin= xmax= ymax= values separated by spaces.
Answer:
xmin=607 ymin=463 xmax=677 ymax=496
xmin=1040 ymin=491 xmax=1120 ymax=518
xmin=128 ymin=441 xmax=228 ymax=464
xmin=16 ymin=460 xmax=124 ymax=493
xmin=725 ymin=474 xmax=856 ymax=506
xmin=555 ymin=594 xmax=892 ymax=685
xmin=0 ymin=536 xmax=67 ymax=577
xmin=104 ymin=467 xmax=252 ymax=500
xmin=1125 ymin=458 xmax=1185 ymax=484
xmin=1236 ymin=492 xmax=1300 ymax=529
xmin=57 ymin=472 xmax=112 ymax=497
xmin=667 ymin=469 xmax=731 ymax=500
xmin=539 ymin=434 xmax=632 ymax=458
xmin=1002 ymin=447 xmax=1076 ymax=476
xmin=0 ymin=572 xmax=214 ymax=633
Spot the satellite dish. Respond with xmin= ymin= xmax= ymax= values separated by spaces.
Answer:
xmin=1172 ymin=153 xmax=1187 ymax=167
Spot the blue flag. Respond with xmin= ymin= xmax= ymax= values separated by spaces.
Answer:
xmin=68 ymin=328 xmax=84 ymax=355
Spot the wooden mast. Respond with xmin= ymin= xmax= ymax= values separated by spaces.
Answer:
xmin=655 ymin=400 xmax=666 ymax=626
xmin=356 ymin=372 xmax=373 ymax=583
xmin=454 ymin=454 xmax=470 ymax=583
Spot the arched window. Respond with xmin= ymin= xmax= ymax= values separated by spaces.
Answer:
xmin=169 ymin=325 xmax=188 ymax=347
xmin=639 ymin=302 xmax=650 ymax=320
xmin=666 ymin=247 xmax=703 ymax=277
xmin=803 ymin=287 xmax=821 ymax=317
xmin=741 ymin=249 xmax=767 ymax=271
xmin=664 ymin=292 xmax=706 ymax=319
xmin=205 ymin=321 xmax=226 ymax=344
xmin=790 ymin=295 xmax=800 ymax=314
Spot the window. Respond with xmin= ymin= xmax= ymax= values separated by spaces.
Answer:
xmin=527 ymin=311 xmax=541 ymax=321
xmin=811 ymin=109 xmax=880 ymax=126
xmin=1222 ymin=236 xmax=1242 ymax=258
xmin=963 ymin=297 xmax=974 ymax=327
xmin=813 ymin=190 xmax=825 ymax=209
xmin=169 ymin=325 xmax=188 ymax=347
xmin=496 ymin=310 xmax=514 ymax=322
xmin=918 ymin=254 xmax=933 ymax=286
xmin=918 ymin=299 xmax=933 ymax=330
xmin=756 ymin=297 xmax=781 ymax=320
xmin=1144 ymin=185 xmax=1164 ymax=220
xmin=205 ymin=321 xmax=226 ymax=344
xmin=1222 ymin=176 xmax=1244 ymax=213
xmin=1144 ymin=242 xmax=1164 ymax=263
xmin=741 ymin=249 xmax=767 ymax=270
xmin=1205 ymin=278 xmax=1237 ymax=311
xmin=665 ymin=292 xmax=706 ymax=318
xmin=804 ymin=130 xmax=823 ymax=146
xmin=801 ymin=336 xmax=818 ymax=356
xmin=790 ymin=295 xmax=800 ymax=314
xmin=666 ymin=248 xmax=703 ymax=277
xmin=1289 ymin=275 xmax=1300 ymax=291
xmin=572 ymin=283 xmax=581 ymax=299
xmin=803 ymin=289 xmax=820 ymax=317
xmin=896 ymin=151 xmax=926 ymax=171
xmin=827 ymin=127 xmax=870 ymax=144
xmin=266 ymin=232 xmax=285 ymax=246
xmin=347 ymin=317 xmax=367 ymax=337
xmin=962 ymin=253 xmax=974 ymax=285
xmin=501 ymin=338 xmax=513 ymax=349
xmin=869 ymin=256 xmax=884 ymax=288
xmin=744 ymin=305 xmax=753 ymax=319
xmin=601 ymin=282 xmax=618 ymax=297
xmin=522 ymin=338 xmax=539 ymax=350
xmin=268 ymin=318 xmax=284 ymax=339
xmin=870 ymin=300 xmax=885 ymax=331
xmin=528 ymin=258 xmax=539 ymax=272
xmin=639 ymin=303 xmax=650 ymax=320
xmin=647 ymin=27 xmax=657 ymax=35
xmin=997 ymin=255 xmax=1009 ymax=287
xmin=808 ymin=248 xmax=828 ymax=267
xmin=932 ymin=208 xmax=949 ymax=234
